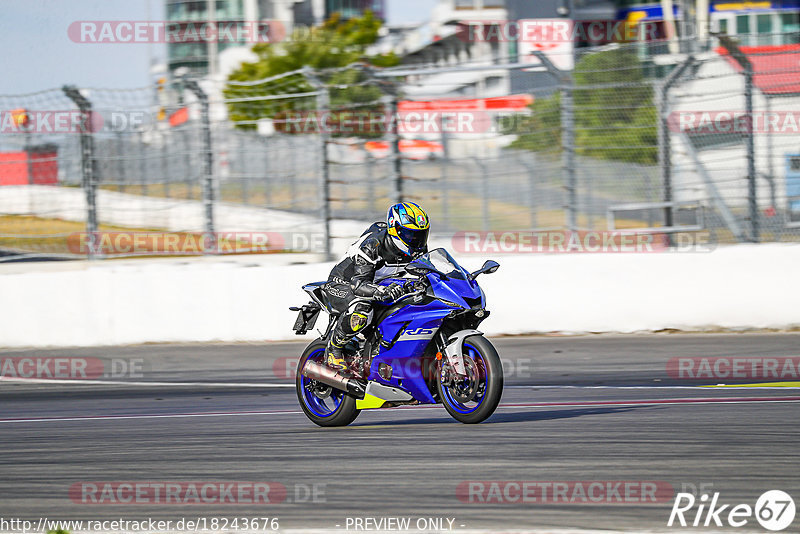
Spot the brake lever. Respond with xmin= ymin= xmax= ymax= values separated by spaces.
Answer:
xmin=393 ymin=288 xmax=426 ymax=304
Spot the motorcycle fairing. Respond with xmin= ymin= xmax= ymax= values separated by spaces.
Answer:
xmin=370 ymin=297 xmax=454 ymax=404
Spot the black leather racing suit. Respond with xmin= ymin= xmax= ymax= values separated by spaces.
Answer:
xmin=323 ymin=222 xmax=425 ymax=352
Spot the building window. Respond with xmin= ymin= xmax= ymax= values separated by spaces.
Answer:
xmin=168 ymin=41 xmax=208 ymax=61
xmin=736 ymin=14 xmax=751 ymax=44
xmin=485 ymin=76 xmax=502 ymax=89
xmin=755 ymin=13 xmax=773 ymax=45
xmin=718 ymin=18 xmax=728 ymax=35
xmin=186 ymin=1 xmax=207 ymax=21
xmin=326 ymin=0 xmax=385 ymax=20
xmin=736 ymin=14 xmax=751 ymax=34
xmin=781 ymin=12 xmax=800 ymax=44
xmin=508 ymin=39 xmax=517 ymax=62
xmin=756 ymin=13 xmax=772 ymax=33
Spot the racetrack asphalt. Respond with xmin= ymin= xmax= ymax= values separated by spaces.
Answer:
xmin=1 ymin=333 xmax=799 ymax=532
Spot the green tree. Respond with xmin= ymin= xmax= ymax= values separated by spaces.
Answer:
xmin=573 ymin=46 xmax=657 ymax=164
xmin=225 ymin=11 xmax=399 ymax=133
xmin=504 ymin=91 xmax=562 ymax=155
xmin=507 ymin=47 xmax=657 ymax=165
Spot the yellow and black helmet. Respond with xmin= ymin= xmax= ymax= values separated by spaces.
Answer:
xmin=387 ymin=202 xmax=430 ymax=256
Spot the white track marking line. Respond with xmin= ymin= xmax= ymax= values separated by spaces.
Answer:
xmin=32 ymin=530 xmax=725 ymax=534
xmin=0 ymin=410 xmax=304 ymax=423
xmin=2 ymin=396 xmax=799 ymax=424
xmin=0 ymin=377 xmax=293 ymax=387
xmin=506 ymin=385 xmax=800 ymax=389
xmin=3 ymin=379 xmax=795 ymax=390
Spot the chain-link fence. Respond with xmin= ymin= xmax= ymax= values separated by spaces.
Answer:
xmin=2 ymin=34 xmax=799 ymax=260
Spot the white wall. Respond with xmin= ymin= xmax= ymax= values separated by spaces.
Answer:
xmin=0 ymin=243 xmax=798 ymax=347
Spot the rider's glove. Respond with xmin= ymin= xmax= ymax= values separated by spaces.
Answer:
xmin=374 ymin=282 xmax=404 ymax=302
xmin=403 ymin=280 xmax=419 ymax=293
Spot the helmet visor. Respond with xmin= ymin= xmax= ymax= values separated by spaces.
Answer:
xmin=396 ymin=224 xmax=429 ymax=253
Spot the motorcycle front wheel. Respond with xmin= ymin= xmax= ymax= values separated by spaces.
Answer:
xmin=295 ymin=340 xmax=360 ymax=427
xmin=437 ymin=335 xmax=503 ymax=424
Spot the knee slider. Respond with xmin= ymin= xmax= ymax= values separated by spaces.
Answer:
xmin=347 ymin=302 xmax=373 ymax=332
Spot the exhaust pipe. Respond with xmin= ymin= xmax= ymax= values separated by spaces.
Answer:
xmin=301 ymin=360 xmax=366 ymax=398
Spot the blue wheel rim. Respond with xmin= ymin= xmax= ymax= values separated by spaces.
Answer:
xmin=441 ymin=342 xmax=488 ymax=414
xmin=300 ymin=348 xmax=345 ymax=417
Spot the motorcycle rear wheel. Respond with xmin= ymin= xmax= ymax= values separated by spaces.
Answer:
xmin=295 ymin=340 xmax=361 ymax=427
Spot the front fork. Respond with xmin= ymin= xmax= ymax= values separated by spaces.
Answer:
xmin=436 ymin=329 xmax=482 ymax=383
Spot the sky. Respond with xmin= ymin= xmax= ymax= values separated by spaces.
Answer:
xmin=0 ymin=0 xmax=437 ymax=95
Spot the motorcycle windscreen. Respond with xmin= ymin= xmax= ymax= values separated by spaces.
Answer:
xmin=408 ymin=248 xmax=469 ymax=279
xmin=429 ymin=276 xmax=483 ymax=309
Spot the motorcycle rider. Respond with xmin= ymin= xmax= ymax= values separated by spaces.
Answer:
xmin=323 ymin=202 xmax=430 ymax=371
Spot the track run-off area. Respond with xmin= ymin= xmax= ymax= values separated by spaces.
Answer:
xmin=1 ymin=333 xmax=799 ymax=532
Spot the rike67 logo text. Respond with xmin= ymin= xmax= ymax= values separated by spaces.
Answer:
xmin=668 ymin=490 xmax=795 ymax=531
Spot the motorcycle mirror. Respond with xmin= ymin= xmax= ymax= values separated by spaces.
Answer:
xmin=470 ymin=260 xmax=500 ymax=280
xmin=483 ymin=260 xmax=500 ymax=274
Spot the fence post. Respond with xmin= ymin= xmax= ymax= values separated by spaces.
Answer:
xmin=440 ymin=157 xmax=450 ymax=230
xmin=290 ymin=136 xmax=297 ymax=209
xmin=184 ymin=79 xmax=216 ymax=252
xmin=263 ymin=137 xmax=273 ymax=207
xmin=238 ymin=134 xmax=248 ymax=205
xmin=25 ymin=127 xmax=33 ymax=185
xmin=363 ymin=68 xmax=403 ymax=205
xmin=161 ymin=132 xmax=170 ymax=199
xmin=562 ymin=80 xmax=577 ymax=232
xmin=138 ymin=130 xmax=148 ymax=197
xmin=385 ymin=95 xmax=403 ymax=204
xmin=306 ymin=69 xmax=333 ymax=261
xmin=531 ymin=51 xmax=575 ymax=232
xmin=518 ymin=154 xmax=538 ymax=230
xmin=182 ymin=127 xmax=192 ymax=199
xmin=745 ymin=53 xmax=758 ymax=242
xmin=658 ymin=55 xmax=696 ymax=244
xmin=116 ymin=131 xmax=125 ymax=192
xmin=473 ymin=158 xmax=490 ymax=232
xmin=366 ymin=155 xmax=375 ymax=215
xmin=63 ymin=85 xmax=98 ymax=259
xmin=718 ymin=36 xmax=758 ymax=242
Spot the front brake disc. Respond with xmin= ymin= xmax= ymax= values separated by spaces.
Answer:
xmin=449 ymin=356 xmax=479 ymax=403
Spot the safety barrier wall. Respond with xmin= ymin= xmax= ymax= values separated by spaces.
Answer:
xmin=0 ymin=243 xmax=797 ymax=347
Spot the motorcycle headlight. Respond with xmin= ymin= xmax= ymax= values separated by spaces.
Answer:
xmin=437 ymin=298 xmax=464 ymax=308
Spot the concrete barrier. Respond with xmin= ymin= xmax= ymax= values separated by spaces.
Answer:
xmin=0 ymin=243 xmax=798 ymax=347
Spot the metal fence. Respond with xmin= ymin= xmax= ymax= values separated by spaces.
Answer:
xmin=2 ymin=34 xmax=800 ymax=260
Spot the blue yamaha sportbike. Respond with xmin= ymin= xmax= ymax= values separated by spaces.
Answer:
xmin=290 ymin=248 xmax=502 ymax=426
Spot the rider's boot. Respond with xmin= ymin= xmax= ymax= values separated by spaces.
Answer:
xmin=325 ymin=305 xmax=370 ymax=372
xmin=325 ymin=329 xmax=349 ymax=372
